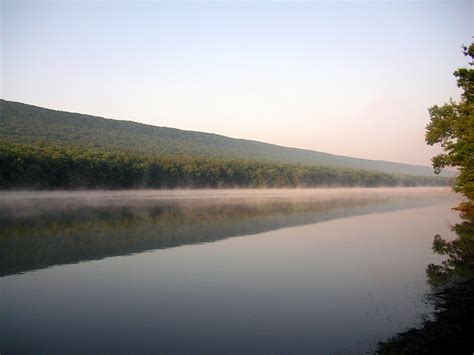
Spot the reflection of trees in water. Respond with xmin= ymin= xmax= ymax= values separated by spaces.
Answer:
xmin=426 ymin=206 xmax=474 ymax=288
xmin=0 ymin=196 xmax=436 ymax=277
xmin=377 ymin=207 xmax=474 ymax=354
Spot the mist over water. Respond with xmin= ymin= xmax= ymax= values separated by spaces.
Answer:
xmin=0 ymin=187 xmax=454 ymax=214
xmin=0 ymin=187 xmax=463 ymax=353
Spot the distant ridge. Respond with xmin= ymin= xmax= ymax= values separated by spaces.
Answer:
xmin=0 ymin=99 xmax=453 ymax=177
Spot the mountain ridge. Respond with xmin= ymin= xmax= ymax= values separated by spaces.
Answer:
xmin=0 ymin=99 xmax=453 ymax=177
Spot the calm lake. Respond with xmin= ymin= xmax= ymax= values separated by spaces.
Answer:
xmin=0 ymin=188 xmax=462 ymax=353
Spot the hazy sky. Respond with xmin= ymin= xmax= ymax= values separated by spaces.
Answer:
xmin=1 ymin=0 xmax=472 ymax=166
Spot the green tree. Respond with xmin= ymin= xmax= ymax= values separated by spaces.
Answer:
xmin=425 ymin=43 xmax=474 ymax=200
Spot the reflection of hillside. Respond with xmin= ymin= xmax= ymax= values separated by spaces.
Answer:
xmin=0 ymin=196 xmax=443 ymax=277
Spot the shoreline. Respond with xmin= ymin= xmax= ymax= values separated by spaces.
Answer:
xmin=377 ymin=278 xmax=474 ymax=354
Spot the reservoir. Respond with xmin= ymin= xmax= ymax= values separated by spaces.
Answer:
xmin=0 ymin=188 xmax=462 ymax=353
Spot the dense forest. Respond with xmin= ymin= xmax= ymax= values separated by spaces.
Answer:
xmin=0 ymin=142 xmax=450 ymax=189
xmin=0 ymin=99 xmax=454 ymax=177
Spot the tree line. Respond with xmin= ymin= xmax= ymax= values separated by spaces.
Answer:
xmin=0 ymin=142 xmax=450 ymax=189
xmin=425 ymin=43 xmax=473 ymax=200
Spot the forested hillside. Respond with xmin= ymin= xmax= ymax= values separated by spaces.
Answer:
xmin=0 ymin=143 xmax=450 ymax=189
xmin=0 ymin=99 xmax=452 ymax=177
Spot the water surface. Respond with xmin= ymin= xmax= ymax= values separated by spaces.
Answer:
xmin=0 ymin=188 xmax=462 ymax=353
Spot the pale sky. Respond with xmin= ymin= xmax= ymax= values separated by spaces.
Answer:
xmin=1 ymin=0 xmax=472 ymax=165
